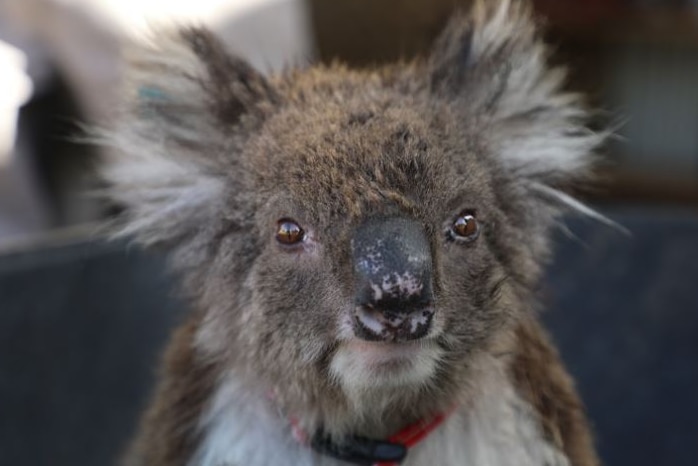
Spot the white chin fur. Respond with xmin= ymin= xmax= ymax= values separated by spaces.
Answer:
xmin=330 ymin=340 xmax=441 ymax=393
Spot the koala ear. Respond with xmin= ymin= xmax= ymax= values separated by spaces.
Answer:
xmin=428 ymin=0 xmax=603 ymax=186
xmin=100 ymin=27 xmax=278 ymax=248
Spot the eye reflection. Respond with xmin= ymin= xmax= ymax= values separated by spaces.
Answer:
xmin=449 ymin=212 xmax=480 ymax=243
xmin=276 ymin=219 xmax=305 ymax=245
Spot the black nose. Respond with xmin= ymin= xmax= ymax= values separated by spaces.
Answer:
xmin=352 ymin=217 xmax=434 ymax=310
xmin=351 ymin=217 xmax=434 ymax=341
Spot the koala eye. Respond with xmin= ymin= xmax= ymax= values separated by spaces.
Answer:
xmin=449 ymin=212 xmax=480 ymax=243
xmin=276 ymin=219 xmax=305 ymax=245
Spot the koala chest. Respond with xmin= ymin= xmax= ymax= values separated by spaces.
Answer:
xmin=189 ymin=371 xmax=569 ymax=466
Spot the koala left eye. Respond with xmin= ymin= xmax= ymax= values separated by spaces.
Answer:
xmin=276 ymin=219 xmax=305 ymax=245
xmin=449 ymin=211 xmax=480 ymax=243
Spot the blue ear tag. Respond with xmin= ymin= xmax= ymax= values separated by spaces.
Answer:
xmin=138 ymin=86 xmax=169 ymax=102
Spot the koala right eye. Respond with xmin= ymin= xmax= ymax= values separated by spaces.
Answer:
xmin=448 ymin=211 xmax=480 ymax=243
xmin=276 ymin=219 xmax=305 ymax=245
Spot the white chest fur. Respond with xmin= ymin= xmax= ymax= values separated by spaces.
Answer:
xmin=189 ymin=356 xmax=569 ymax=466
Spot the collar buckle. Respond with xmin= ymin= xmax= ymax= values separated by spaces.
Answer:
xmin=310 ymin=431 xmax=407 ymax=465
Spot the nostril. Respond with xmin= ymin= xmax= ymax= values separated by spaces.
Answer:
xmin=353 ymin=306 xmax=434 ymax=342
xmin=358 ymin=307 xmax=408 ymax=330
xmin=354 ymin=307 xmax=391 ymax=338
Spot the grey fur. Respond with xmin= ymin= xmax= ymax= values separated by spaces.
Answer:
xmin=99 ymin=1 xmax=602 ymax=465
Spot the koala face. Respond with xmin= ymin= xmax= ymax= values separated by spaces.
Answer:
xmin=102 ymin=1 xmax=602 ymax=423
xmin=240 ymin=79 xmax=511 ymax=395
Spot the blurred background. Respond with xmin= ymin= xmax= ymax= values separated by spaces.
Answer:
xmin=0 ymin=0 xmax=696 ymax=465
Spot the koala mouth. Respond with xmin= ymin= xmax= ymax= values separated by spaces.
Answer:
xmin=352 ymin=306 xmax=434 ymax=343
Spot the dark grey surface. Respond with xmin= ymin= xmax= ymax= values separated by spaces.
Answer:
xmin=0 ymin=241 xmax=186 ymax=466
xmin=544 ymin=208 xmax=698 ymax=466
xmin=0 ymin=207 xmax=696 ymax=466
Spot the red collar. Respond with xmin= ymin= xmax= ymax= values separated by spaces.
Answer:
xmin=291 ymin=410 xmax=452 ymax=466
xmin=374 ymin=410 xmax=451 ymax=466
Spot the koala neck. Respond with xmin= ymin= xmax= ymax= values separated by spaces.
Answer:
xmin=211 ymin=333 xmax=513 ymax=444
xmin=228 ymin=366 xmax=454 ymax=442
xmin=214 ymin=332 xmax=516 ymax=444
xmin=191 ymin=334 xmax=566 ymax=466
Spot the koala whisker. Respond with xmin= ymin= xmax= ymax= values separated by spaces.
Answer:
xmin=531 ymin=182 xmax=630 ymax=235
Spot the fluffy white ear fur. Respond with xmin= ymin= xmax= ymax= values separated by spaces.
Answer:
xmin=102 ymin=1 xmax=610 ymax=252
xmin=430 ymin=0 xmax=605 ymax=186
xmin=99 ymin=30 xmax=226 ymax=247
xmin=98 ymin=28 xmax=274 ymax=248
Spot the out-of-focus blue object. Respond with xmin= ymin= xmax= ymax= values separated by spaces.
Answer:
xmin=0 ymin=207 xmax=696 ymax=466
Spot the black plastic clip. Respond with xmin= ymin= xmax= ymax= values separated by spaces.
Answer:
xmin=310 ymin=431 xmax=407 ymax=465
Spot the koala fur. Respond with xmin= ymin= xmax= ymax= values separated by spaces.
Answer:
xmin=101 ymin=1 xmax=601 ymax=465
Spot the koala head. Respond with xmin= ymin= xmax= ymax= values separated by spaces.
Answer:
xmin=101 ymin=0 xmax=602 ymax=435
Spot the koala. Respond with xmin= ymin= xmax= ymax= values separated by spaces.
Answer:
xmin=100 ymin=1 xmax=603 ymax=465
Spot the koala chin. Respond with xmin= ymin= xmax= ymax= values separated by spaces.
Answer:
xmin=101 ymin=1 xmax=603 ymax=465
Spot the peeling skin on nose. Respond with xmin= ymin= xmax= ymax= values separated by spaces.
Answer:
xmin=355 ymin=243 xmax=386 ymax=275
xmin=370 ymin=283 xmax=384 ymax=302
xmin=352 ymin=217 xmax=434 ymax=314
xmin=410 ymin=310 xmax=432 ymax=334
xmin=384 ymin=271 xmax=424 ymax=297
xmin=369 ymin=271 xmax=424 ymax=302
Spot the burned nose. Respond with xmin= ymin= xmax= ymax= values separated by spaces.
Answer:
xmin=352 ymin=217 xmax=433 ymax=312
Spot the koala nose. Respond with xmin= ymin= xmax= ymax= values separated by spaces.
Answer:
xmin=351 ymin=217 xmax=434 ymax=342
